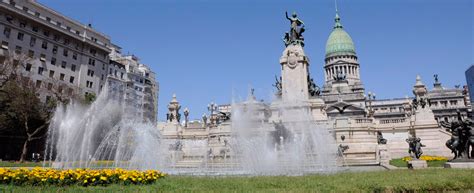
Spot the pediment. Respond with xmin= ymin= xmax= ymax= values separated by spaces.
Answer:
xmin=326 ymin=101 xmax=365 ymax=114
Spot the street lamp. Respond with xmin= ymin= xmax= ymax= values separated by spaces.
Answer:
xmin=183 ymin=107 xmax=189 ymax=127
xmin=367 ymin=91 xmax=376 ymax=117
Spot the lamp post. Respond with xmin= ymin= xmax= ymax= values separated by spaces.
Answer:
xmin=183 ymin=108 xmax=189 ymax=127
xmin=367 ymin=91 xmax=376 ymax=117
xmin=208 ymin=102 xmax=218 ymax=125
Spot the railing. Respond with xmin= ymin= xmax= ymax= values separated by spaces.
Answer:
xmin=379 ymin=118 xmax=406 ymax=124
xmin=354 ymin=119 xmax=373 ymax=124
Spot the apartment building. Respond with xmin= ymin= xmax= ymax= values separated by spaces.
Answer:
xmin=0 ymin=0 xmax=158 ymax=123
xmin=0 ymin=0 xmax=111 ymax=101
xmin=108 ymin=46 xmax=159 ymax=123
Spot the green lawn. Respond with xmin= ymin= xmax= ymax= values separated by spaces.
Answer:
xmin=0 ymin=161 xmax=116 ymax=168
xmin=0 ymin=161 xmax=49 ymax=167
xmin=0 ymin=169 xmax=473 ymax=193
xmin=389 ymin=159 xmax=447 ymax=168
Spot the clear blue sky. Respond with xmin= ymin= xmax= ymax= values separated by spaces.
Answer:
xmin=39 ymin=0 xmax=473 ymax=121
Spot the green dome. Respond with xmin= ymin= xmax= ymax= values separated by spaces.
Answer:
xmin=325 ymin=13 xmax=356 ymax=58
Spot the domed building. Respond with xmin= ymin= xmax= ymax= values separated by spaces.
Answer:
xmin=321 ymin=11 xmax=366 ymax=118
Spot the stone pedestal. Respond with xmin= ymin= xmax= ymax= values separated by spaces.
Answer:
xmin=378 ymin=145 xmax=391 ymax=166
xmin=444 ymin=161 xmax=474 ymax=169
xmin=408 ymin=159 xmax=427 ymax=169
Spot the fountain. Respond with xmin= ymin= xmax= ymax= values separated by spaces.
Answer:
xmin=44 ymin=12 xmax=339 ymax=175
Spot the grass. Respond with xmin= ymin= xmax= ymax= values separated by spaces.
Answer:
xmin=0 ymin=161 xmax=118 ymax=168
xmin=0 ymin=169 xmax=473 ymax=193
xmin=0 ymin=161 xmax=49 ymax=167
xmin=389 ymin=159 xmax=447 ymax=168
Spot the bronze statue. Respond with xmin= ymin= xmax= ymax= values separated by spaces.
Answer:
xmin=406 ymin=136 xmax=424 ymax=159
xmin=307 ymin=76 xmax=321 ymax=96
xmin=273 ymin=75 xmax=282 ymax=95
xmin=333 ymin=70 xmax=346 ymax=81
xmin=377 ymin=131 xmax=387 ymax=144
xmin=337 ymin=144 xmax=349 ymax=157
xmin=440 ymin=111 xmax=474 ymax=160
xmin=284 ymin=11 xmax=305 ymax=46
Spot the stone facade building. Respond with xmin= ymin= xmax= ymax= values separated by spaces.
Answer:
xmin=158 ymin=9 xmax=470 ymax=168
xmin=0 ymin=0 xmax=110 ymax=100
xmin=0 ymin=0 xmax=158 ymax=123
xmin=108 ymin=46 xmax=159 ymax=123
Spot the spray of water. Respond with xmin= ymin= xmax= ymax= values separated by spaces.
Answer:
xmin=45 ymin=85 xmax=163 ymax=170
xmin=45 ymin=85 xmax=338 ymax=175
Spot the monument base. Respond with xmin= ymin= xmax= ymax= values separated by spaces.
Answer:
xmin=408 ymin=160 xmax=427 ymax=169
xmin=444 ymin=161 xmax=474 ymax=169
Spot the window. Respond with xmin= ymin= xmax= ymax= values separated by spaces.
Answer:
xmin=64 ymin=38 xmax=70 ymax=45
xmin=1 ymin=41 xmax=8 ymax=50
xmin=72 ymin=52 xmax=77 ymax=60
xmin=69 ymin=76 xmax=75 ymax=83
xmin=86 ymin=81 xmax=93 ymax=88
xmin=63 ymin=49 xmax=68 ymax=57
xmin=51 ymin=57 xmax=56 ymax=65
xmin=14 ymin=46 xmax=21 ymax=54
xmin=38 ymin=67 xmax=44 ymax=75
xmin=90 ymin=49 xmax=96 ymax=56
xmin=88 ymin=58 xmax=95 ymax=66
xmin=49 ymin=70 xmax=54 ymax=78
xmin=68 ymin=88 xmax=73 ymax=95
xmin=40 ymin=54 xmax=46 ymax=61
xmin=101 ymin=74 xmax=104 ymax=80
xmin=46 ymin=17 xmax=51 ymax=22
xmin=30 ymin=37 xmax=36 ymax=47
xmin=61 ymin=61 xmax=66 ymax=69
xmin=109 ymin=68 xmax=112 ymax=74
xmin=41 ymin=41 xmax=48 ymax=49
xmin=43 ymin=30 xmax=49 ymax=37
xmin=34 ymin=12 xmax=40 ymax=17
xmin=87 ymin=69 xmax=94 ymax=77
xmin=19 ymin=20 xmax=26 ymax=28
xmin=28 ymin=49 xmax=36 ymax=57
xmin=26 ymin=63 xmax=32 ymax=71
xmin=22 ymin=6 xmax=28 ymax=12
xmin=450 ymin=100 xmax=458 ymax=106
xmin=121 ymin=72 xmax=124 ymax=79
xmin=52 ymin=45 xmax=58 ymax=54
xmin=36 ymin=80 xmax=42 ymax=88
xmin=47 ymin=83 xmax=52 ymax=90
xmin=32 ymin=26 xmax=38 ymax=32
xmin=59 ymin=73 xmax=65 ymax=81
xmin=53 ymin=34 xmax=60 ymax=41
xmin=3 ymin=27 xmax=11 ymax=38
xmin=71 ymin=64 xmax=76 ymax=72
xmin=17 ymin=32 xmax=24 ymax=40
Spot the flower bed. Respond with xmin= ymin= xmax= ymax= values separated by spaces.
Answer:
xmin=0 ymin=168 xmax=165 ymax=186
xmin=401 ymin=155 xmax=448 ymax=162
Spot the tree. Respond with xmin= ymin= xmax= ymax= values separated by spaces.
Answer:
xmin=0 ymin=79 xmax=50 ymax=162
xmin=0 ymin=51 xmax=80 ymax=162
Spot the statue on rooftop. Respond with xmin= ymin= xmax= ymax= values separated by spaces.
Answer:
xmin=284 ymin=11 xmax=305 ymax=46
xmin=273 ymin=75 xmax=282 ymax=95
xmin=333 ymin=70 xmax=346 ymax=81
xmin=307 ymin=76 xmax=321 ymax=96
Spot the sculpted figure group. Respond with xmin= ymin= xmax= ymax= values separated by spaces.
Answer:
xmin=440 ymin=111 xmax=474 ymax=160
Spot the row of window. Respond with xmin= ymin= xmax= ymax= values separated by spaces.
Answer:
xmin=3 ymin=27 xmax=80 ymax=60
xmin=3 ymin=3 xmax=107 ymax=56
xmin=32 ymin=66 xmax=75 ymax=84
xmin=34 ymin=79 xmax=74 ymax=96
